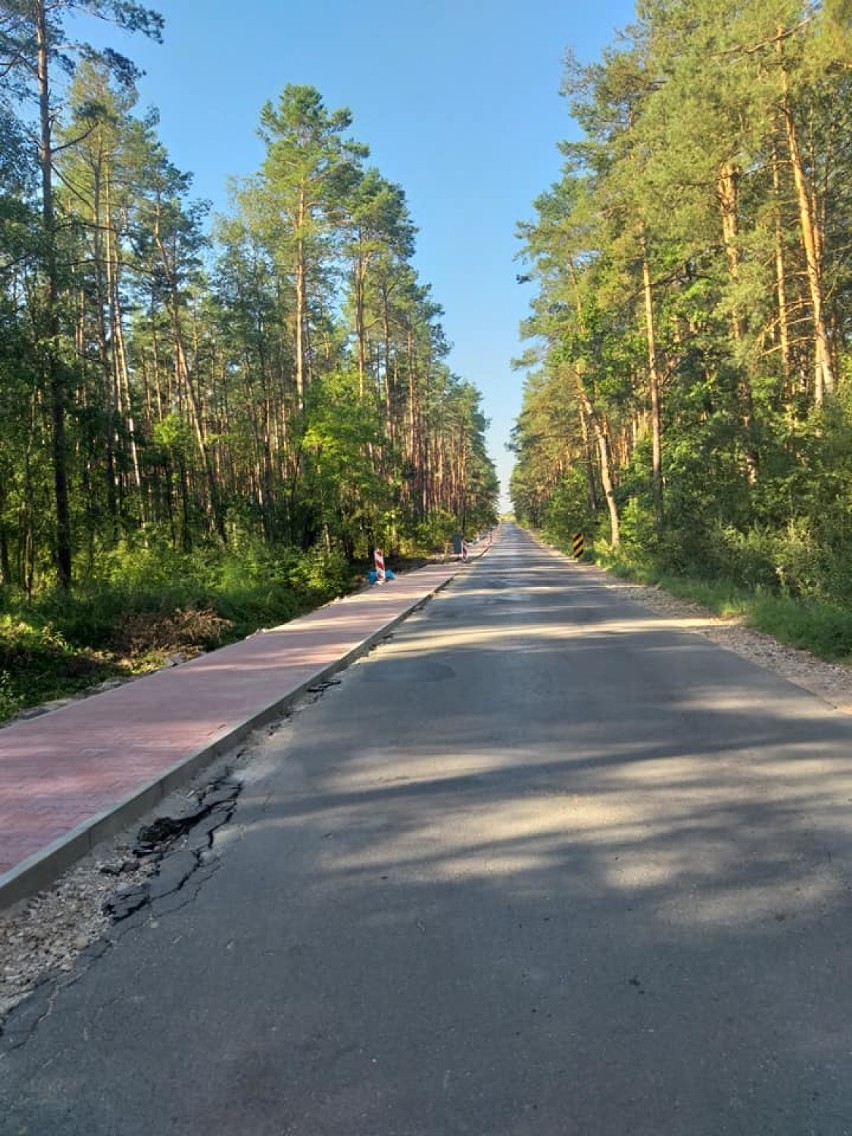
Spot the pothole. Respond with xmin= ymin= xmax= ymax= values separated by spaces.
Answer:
xmin=104 ymin=776 xmax=242 ymax=922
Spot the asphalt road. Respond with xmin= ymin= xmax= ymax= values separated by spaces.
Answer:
xmin=4 ymin=525 xmax=852 ymax=1135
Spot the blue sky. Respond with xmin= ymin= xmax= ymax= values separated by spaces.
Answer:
xmin=101 ymin=0 xmax=636 ymax=508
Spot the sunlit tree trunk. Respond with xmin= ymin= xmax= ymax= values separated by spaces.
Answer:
xmin=770 ymin=136 xmax=792 ymax=387
xmin=104 ymin=170 xmax=143 ymax=516
xmin=36 ymin=2 xmax=72 ymax=588
xmin=294 ymin=184 xmax=307 ymax=411
xmin=640 ymin=236 xmax=663 ymax=524
xmin=576 ymin=379 xmax=619 ymax=547
xmin=717 ymin=159 xmax=758 ymax=484
xmin=154 ymin=221 xmax=227 ymax=544
xmin=778 ymin=37 xmax=834 ymax=405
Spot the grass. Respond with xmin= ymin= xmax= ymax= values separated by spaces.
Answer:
xmin=0 ymin=586 xmax=323 ymax=724
xmin=0 ymin=572 xmax=353 ymax=726
xmin=0 ymin=543 xmax=433 ymax=725
xmin=532 ymin=526 xmax=852 ymax=664
xmin=0 ymin=616 xmax=130 ymax=721
xmin=592 ymin=549 xmax=852 ymax=664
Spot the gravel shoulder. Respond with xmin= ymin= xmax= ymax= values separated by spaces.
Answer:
xmin=598 ymin=568 xmax=852 ymax=714
xmin=0 ymin=745 xmax=247 ymax=1029
xmin=4 ymin=562 xmax=852 ymax=1034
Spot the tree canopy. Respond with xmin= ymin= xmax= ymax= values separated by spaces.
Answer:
xmin=512 ymin=0 xmax=852 ymax=603
xmin=0 ymin=14 xmax=498 ymax=593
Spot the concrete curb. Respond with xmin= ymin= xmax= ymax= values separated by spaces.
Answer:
xmin=0 ymin=570 xmax=459 ymax=911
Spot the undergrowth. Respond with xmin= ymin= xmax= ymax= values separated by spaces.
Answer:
xmin=0 ymin=539 xmax=368 ymax=724
xmin=594 ymin=548 xmax=852 ymax=663
xmin=532 ymin=526 xmax=852 ymax=664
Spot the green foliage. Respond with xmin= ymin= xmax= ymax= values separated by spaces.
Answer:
xmin=750 ymin=594 xmax=852 ymax=661
xmin=598 ymin=552 xmax=852 ymax=663
xmin=617 ymin=497 xmax=660 ymax=562
xmin=512 ymin=1 xmax=852 ymax=649
xmin=604 ymin=514 xmax=825 ymax=597
xmin=287 ymin=546 xmax=351 ymax=600
xmin=408 ymin=510 xmax=459 ymax=554
xmin=66 ymin=532 xmax=356 ymax=638
xmin=0 ymin=32 xmax=497 ymax=594
xmin=0 ymin=613 xmax=126 ymax=720
xmin=0 ymin=534 xmax=369 ymax=721
xmin=540 ymin=468 xmax=598 ymax=546
xmin=0 ymin=670 xmax=23 ymax=721
xmin=0 ymin=19 xmax=499 ymax=709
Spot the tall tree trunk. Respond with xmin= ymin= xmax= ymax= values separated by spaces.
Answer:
xmin=105 ymin=172 xmax=143 ymax=515
xmin=578 ymin=403 xmax=598 ymax=514
xmin=0 ymin=479 xmax=11 ymax=585
xmin=576 ymin=379 xmax=619 ymax=548
xmin=770 ymin=135 xmax=792 ymax=387
xmin=354 ymin=248 xmax=367 ymax=400
xmin=294 ymin=185 xmax=307 ymax=410
xmin=36 ymin=2 xmax=72 ymax=588
xmin=381 ymin=285 xmax=394 ymax=440
xmin=92 ymin=161 xmax=119 ymax=534
xmin=777 ymin=35 xmax=834 ymax=404
xmin=567 ymin=257 xmax=619 ymax=544
xmin=154 ymin=226 xmax=227 ymax=544
xmin=718 ymin=159 xmax=758 ymax=484
xmin=718 ymin=161 xmax=745 ymax=342
xmin=640 ymin=236 xmax=663 ymax=524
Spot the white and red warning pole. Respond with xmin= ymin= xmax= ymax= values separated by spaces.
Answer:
xmin=373 ymin=548 xmax=386 ymax=583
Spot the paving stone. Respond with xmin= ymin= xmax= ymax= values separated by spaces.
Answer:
xmin=0 ymin=562 xmax=462 ymax=906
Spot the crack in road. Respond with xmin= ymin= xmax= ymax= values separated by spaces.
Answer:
xmin=1 ymin=660 xmax=361 ymax=1057
xmin=0 ymin=773 xmax=243 ymax=1055
xmin=104 ymin=775 xmax=242 ymax=922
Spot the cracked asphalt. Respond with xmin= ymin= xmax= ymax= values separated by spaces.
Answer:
xmin=4 ymin=525 xmax=852 ymax=1134
xmin=103 ymin=777 xmax=242 ymax=923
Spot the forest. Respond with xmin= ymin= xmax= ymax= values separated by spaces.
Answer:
xmin=511 ymin=0 xmax=852 ymax=651
xmin=0 ymin=2 xmax=497 ymax=714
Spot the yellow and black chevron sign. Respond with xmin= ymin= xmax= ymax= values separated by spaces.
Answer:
xmin=572 ymin=532 xmax=584 ymax=559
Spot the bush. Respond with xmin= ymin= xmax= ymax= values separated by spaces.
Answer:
xmin=0 ymin=536 xmax=365 ymax=715
xmin=750 ymin=592 xmax=852 ymax=660
xmin=713 ymin=524 xmax=779 ymax=590
xmin=287 ymin=546 xmax=351 ymax=599
xmin=542 ymin=469 xmax=599 ymax=551
xmin=617 ymin=498 xmax=658 ymax=565
xmin=0 ymin=615 xmax=122 ymax=721
xmin=773 ymin=519 xmax=824 ymax=599
xmin=410 ymin=510 xmax=459 ymax=554
xmin=0 ymin=670 xmax=23 ymax=719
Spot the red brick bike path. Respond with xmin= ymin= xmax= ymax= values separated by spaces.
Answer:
xmin=0 ymin=561 xmax=465 ymax=908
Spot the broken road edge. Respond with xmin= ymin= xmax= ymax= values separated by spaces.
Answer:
xmin=0 ymin=571 xmax=461 ymax=912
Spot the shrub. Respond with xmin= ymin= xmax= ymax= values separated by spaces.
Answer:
xmin=287 ymin=546 xmax=351 ymax=599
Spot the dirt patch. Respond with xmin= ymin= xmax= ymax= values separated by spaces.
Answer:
xmin=0 ymin=850 xmax=155 ymax=1023
xmin=110 ymin=607 xmax=232 ymax=663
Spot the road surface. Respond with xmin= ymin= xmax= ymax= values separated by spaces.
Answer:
xmin=3 ymin=525 xmax=852 ymax=1134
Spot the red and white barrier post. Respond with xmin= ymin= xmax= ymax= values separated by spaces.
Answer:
xmin=373 ymin=548 xmax=386 ymax=583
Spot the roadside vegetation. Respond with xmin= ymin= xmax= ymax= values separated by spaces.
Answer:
xmin=0 ymin=540 xmax=351 ymax=722
xmin=0 ymin=7 xmax=497 ymax=720
xmin=0 ymin=530 xmax=471 ymax=723
xmin=536 ymin=525 xmax=852 ymax=665
xmin=511 ymin=2 xmax=852 ymax=664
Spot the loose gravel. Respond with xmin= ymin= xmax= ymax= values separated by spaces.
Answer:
xmin=603 ymin=572 xmax=852 ymax=713
xmin=0 ymin=850 xmax=156 ymax=1023
xmin=0 ymin=750 xmax=243 ymax=1029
